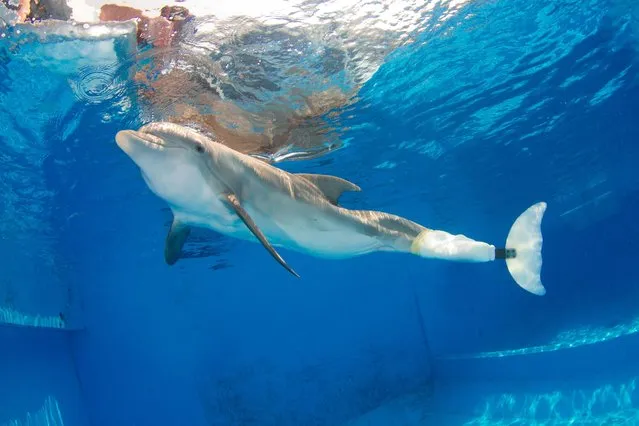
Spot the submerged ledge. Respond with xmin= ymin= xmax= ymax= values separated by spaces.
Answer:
xmin=441 ymin=317 xmax=639 ymax=360
xmin=0 ymin=306 xmax=82 ymax=330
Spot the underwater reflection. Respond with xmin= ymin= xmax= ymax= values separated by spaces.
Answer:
xmin=79 ymin=0 xmax=472 ymax=162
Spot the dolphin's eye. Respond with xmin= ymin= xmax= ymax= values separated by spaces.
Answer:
xmin=195 ymin=145 xmax=205 ymax=153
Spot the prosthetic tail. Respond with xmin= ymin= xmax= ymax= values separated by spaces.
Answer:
xmin=410 ymin=202 xmax=547 ymax=296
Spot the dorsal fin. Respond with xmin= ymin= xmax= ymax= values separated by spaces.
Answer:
xmin=297 ymin=173 xmax=361 ymax=205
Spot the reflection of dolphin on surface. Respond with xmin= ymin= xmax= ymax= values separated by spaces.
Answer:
xmin=115 ymin=122 xmax=548 ymax=296
xmin=95 ymin=0 xmax=433 ymax=163
xmin=6 ymin=1 xmax=465 ymax=163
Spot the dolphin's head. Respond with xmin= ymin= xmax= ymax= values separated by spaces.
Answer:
xmin=115 ymin=122 xmax=220 ymax=209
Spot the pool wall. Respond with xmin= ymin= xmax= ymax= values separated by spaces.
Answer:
xmin=0 ymin=326 xmax=89 ymax=426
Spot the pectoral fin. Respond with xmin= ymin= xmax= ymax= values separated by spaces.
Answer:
xmin=165 ymin=218 xmax=191 ymax=265
xmin=296 ymin=173 xmax=361 ymax=205
xmin=225 ymin=193 xmax=300 ymax=278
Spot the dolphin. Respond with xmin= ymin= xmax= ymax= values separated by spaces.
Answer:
xmin=115 ymin=122 xmax=548 ymax=296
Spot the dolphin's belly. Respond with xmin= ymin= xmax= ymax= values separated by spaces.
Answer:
xmin=175 ymin=190 xmax=383 ymax=258
xmin=280 ymin=224 xmax=382 ymax=258
xmin=244 ymin=196 xmax=384 ymax=258
xmin=173 ymin=199 xmax=252 ymax=240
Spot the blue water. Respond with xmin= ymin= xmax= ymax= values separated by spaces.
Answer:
xmin=1 ymin=0 xmax=639 ymax=425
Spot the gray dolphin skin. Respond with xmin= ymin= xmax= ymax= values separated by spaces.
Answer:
xmin=115 ymin=122 xmax=549 ymax=296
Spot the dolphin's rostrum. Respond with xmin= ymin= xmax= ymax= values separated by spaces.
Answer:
xmin=115 ymin=122 xmax=548 ymax=296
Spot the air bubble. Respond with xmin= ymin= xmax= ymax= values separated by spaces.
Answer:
xmin=220 ymin=55 xmax=235 ymax=71
xmin=71 ymin=65 xmax=124 ymax=104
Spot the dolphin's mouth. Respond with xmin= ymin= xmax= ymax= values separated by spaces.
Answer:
xmin=131 ymin=130 xmax=167 ymax=148
xmin=116 ymin=129 xmax=169 ymax=151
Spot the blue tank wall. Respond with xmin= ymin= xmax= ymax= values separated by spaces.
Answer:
xmin=0 ymin=326 xmax=89 ymax=426
xmin=0 ymin=26 xmax=103 ymax=426
xmin=345 ymin=331 xmax=639 ymax=424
